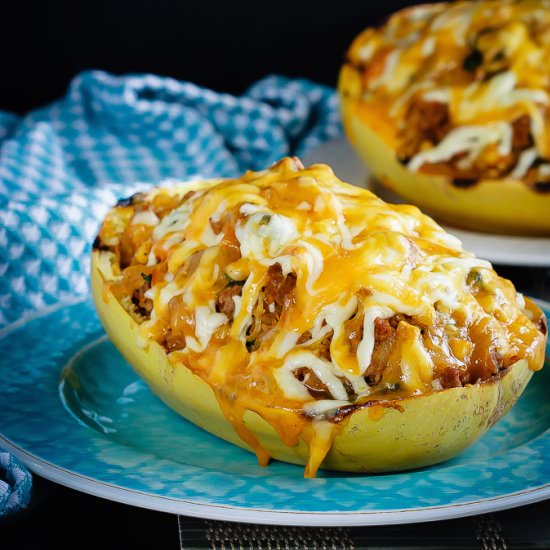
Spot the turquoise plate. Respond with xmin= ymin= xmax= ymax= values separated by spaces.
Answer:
xmin=0 ymin=299 xmax=548 ymax=526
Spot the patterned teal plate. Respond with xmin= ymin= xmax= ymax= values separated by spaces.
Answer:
xmin=0 ymin=299 xmax=549 ymax=526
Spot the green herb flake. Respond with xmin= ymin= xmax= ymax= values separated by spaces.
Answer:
xmin=224 ymin=272 xmax=246 ymax=287
xmin=463 ymin=48 xmax=483 ymax=72
xmin=466 ymin=269 xmax=483 ymax=287
xmin=532 ymin=156 xmax=549 ymax=168
xmin=386 ymin=382 xmax=401 ymax=392
xmin=141 ymin=272 xmax=152 ymax=286
xmin=246 ymin=339 xmax=258 ymax=352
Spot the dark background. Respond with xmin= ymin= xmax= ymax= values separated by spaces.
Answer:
xmin=2 ymin=0 xmax=430 ymax=114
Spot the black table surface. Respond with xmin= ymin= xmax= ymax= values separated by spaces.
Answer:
xmin=2 ymin=480 xmax=550 ymax=549
xmin=3 ymin=265 xmax=550 ymax=549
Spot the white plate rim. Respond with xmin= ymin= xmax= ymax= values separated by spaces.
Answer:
xmin=2 ymin=434 xmax=549 ymax=526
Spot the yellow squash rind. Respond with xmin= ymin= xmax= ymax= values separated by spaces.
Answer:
xmin=339 ymin=87 xmax=550 ymax=236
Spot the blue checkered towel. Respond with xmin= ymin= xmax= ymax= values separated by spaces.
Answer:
xmin=0 ymin=451 xmax=32 ymax=520
xmin=0 ymin=70 xmax=341 ymax=514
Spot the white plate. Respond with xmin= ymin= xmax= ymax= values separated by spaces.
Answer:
xmin=303 ymin=138 xmax=550 ymax=267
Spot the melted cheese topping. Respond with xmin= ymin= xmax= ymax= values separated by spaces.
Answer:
xmin=97 ymin=158 xmax=547 ymax=477
xmin=343 ymin=0 xmax=550 ymax=182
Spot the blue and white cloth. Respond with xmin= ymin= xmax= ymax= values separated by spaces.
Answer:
xmin=0 ymin=451 xmax=32 ymax=520
xmin=0 ymin=71 xmax=341 ymax=327
xmin=0 ymin=70 xmax=342 ymax=515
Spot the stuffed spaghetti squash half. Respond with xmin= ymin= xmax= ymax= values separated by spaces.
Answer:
xmin=91 ymin=158 xmax=546 ymax=477
xmin=339 ymin=0 xmax=550 ymax=234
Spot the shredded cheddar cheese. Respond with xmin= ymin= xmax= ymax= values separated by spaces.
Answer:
xmin=95 ymin=158 xmax=547 ymax=476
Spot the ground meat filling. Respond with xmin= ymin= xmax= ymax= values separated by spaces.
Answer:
xmin=294 ymin=368 xmax=333 ymax=400
xmin=293 ymin=367 xmax=357 ymax=401
xmin=159 ymin=295 xmax=193 ymax=353
xmin=296 ymin=330 xmax=312 ymax=345
xmin=109 ymin=265 xmax=155 ymax=321
xmin=464 ymin=318 xmax=503 ymax=383
xmin=215 ymin=283 xmax=243 ymax=319
xmin=511 ymin=115 xmax=533 ymax=151
xmin=365 ymin=317 xmax=400 ymax=386
xmin=209 ymin=217 xmax=224 ymax=234
xmin=344 ymin=313 xmax=401 ymax=386
xmin=318 ymin=332 xmax=334 ymax=361
xmin=439 ymin=366 xmax=462 ymax=389
xmin=242 ymin=264 xmax=298 ymax=352
xmin=399 ymin=105 xmax=535 ymax=181
xmin=162 ymin=328 xmax=187 ymax=353
xmin=342 ymin=310 xmax=505 ymax=391
xmin=536 ymin=315 xmax=548 ymax=336
xmin=131 ymin=281 xmax=153 ymax=318
xmin=263 ymin=264 xmax=297 ymax=316
xmin=398 ymin=100 xmax=451 ymax=162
